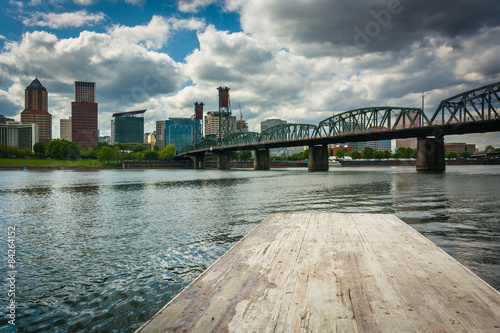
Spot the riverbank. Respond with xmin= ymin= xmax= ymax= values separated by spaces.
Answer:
xmin=0 ymin=158 xmax=118 ymax=170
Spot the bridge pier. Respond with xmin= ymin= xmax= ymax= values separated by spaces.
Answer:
xmin=416 ymin=137 xmax=445 ymax=171
xmin=191 ymin=153 xmax=205 ymax=169
xmin=254 ymin=149 xmax=270 ymax=170
xmin=217 ymin=152 xmax=231 ymax=170
xmin=308 ymin=145 xmax=329 ymax=171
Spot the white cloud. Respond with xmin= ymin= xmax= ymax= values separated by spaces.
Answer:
xmin=1 ymin=0 xmax=499 ymax=148
xmin=124 ymin=0 xmax=146 ymax=6
xmin=177 ymin=0 xmax=218 ymax=13
xmin=108 ymin=15 xmax=204 ymax=50
xmin=0 ymin=25 xmax=185 ymax=136
xmin=73 ymin=0 xmax=96 ymax=5
xmin=23 ymin=10 xmax=106 ymax=29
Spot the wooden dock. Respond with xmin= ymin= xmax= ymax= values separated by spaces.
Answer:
xmin=136 ymin=213 xmax=500 ymax=332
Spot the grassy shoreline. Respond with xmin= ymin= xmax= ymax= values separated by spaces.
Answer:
xmin=0 ymin=158 xmax=120 ymax=170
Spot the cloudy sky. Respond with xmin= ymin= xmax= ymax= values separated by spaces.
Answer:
xmin=0 ymin=0 xmax=499 ymax=149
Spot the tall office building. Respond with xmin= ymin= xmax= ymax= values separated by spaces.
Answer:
xmin=111 ymin=110 xmax=146 ymax=144
xmin=156 ymin=120 xmax=166 ymax=148
xmin=205 ymin=111 xmax=236 ymax=138
xmin=20 ymin=78 xmax=52 ymax=144
xmin=72 ymin=81 xmax=98 ymax=148
xmin=60 ymin=117 xmax=72 ymax=141
xmin=75 ymin=81 xmax=95 ymax=103
xmin=261 ymin=118 xmax=286 ymax=132
xmin=164 ymin=118 xmax=194 ymax=152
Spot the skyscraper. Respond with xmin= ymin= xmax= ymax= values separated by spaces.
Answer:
xmin=20 ymin=78 xmax=52 ymax=144
xmin=74 ymin=81 xmax=95 ymax=103
xmin=71 ymin=81 xmax=98 ymax=148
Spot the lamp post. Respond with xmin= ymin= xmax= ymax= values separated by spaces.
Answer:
xmin=422 ymin=92 xmax=431 ymax=113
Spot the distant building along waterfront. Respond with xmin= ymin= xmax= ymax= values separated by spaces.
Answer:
xmin=60 ymin=117 xmax=72 ymax=141
xmin=111 ymin=110 xmax=146 ymax=144
xmin=261 ymin=118 xmax=286 ymax=132
xmin=205 ymin=111 xmax=236 ymax=138
xmin=72 ymin=81 xmax=98 ymax=149
xmin=0 ymin=115 xmax=15 ymax=124
xmin=237 ymin=120 xmax=249 ymax=132
xmin=445 ymin=143 xmax=476 ymax=154
xmin=0 ymin=122 xmax=38 ymax=149
xmin=156 ymin=121 xmax=166 ymax=148
xmin=165 ymin=117 xmax=194 ymax=152
xmin=20 ymin=78 xmax=52 ymax=144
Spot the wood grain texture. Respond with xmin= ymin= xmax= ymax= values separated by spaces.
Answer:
xmin=135 ymin=213 xmax=500 ymax=332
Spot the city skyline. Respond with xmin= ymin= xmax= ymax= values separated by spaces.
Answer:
xmin=0 ymin=1 xmax=499 ymax=149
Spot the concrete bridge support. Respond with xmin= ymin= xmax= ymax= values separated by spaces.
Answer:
xmin=217 ymin=152 xmax=231 ymax=170
xmin=254 ymin=149 xmax=270 ymax=170
xmin=416 ymin=137 xmax=445 ymax=171
xmin=192 ymin=153 xmax=205 ymax=169
xmin=308 ymin=145 xmax=329 ymax=171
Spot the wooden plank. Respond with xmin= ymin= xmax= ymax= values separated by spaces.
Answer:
xmin=135 ymin=213 xmax=500 ymax=332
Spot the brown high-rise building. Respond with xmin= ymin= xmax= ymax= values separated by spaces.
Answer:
xmin=20 ymin=78 xmax=52 ymax=144
xmin=71 ymin=81 xmax=98 ymax=148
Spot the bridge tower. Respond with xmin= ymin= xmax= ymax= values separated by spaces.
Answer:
xmin=217 ymin=86 xmax=232 ymax=146
xmin=193 ymin=102 xmax=204 ymax=147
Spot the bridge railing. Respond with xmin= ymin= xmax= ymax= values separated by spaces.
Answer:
xmin=429 ymin=81 xmax=500 ymax=125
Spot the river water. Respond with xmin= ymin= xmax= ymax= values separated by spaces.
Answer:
xmin=0 ymin=166 xmax=499 ymax=332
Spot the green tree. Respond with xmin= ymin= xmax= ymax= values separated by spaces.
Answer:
xmin=383 ymin=150 xmax=392 ymax=159
xmin=45 ymin=139 xmax=61 ymax=158
xmin=98 ymin=146 xmax=114 ymax=164
xmin=373 ymin=150 xmax=385 ymax=159
xmin=113 ymin=146 xmax=122 ymax=161
xmin=60 ymin=140 xmax=80 ymax=159
xmin=350 ymin=150 xmax=363 ymax=159
xmin=485 ymin=145 xmax=496 ymax=153
xmin=33 ymin=142 xmax=46 ymax=157
xmin=460 ymin=151 xmax=472 ymax=158
xmin=335 ymin=149 xmax=345 ymax=158
xmin=363 ymin=147 xmax=374 ymax=159
xmin=80 ymin=148 xmax=97 ymax=159
xmin=18 ymin=148 xmax=33 ymax=158
xmin=159 ymin=144 xmax=176 ymax=160
xmin=98 ymin=141 xmax=110 ymax=149
xmin=133 ymin=144 xmax=147 ymax=153
xmin=45 ymin=139 xmax=80 ymax=159
xmin=446 ymin=151 xmax=458 ymax=159
xmin=153 ymin=145 xmax=160 ymax=152
xmin=143 ymin=150 xmax=159 ymax=160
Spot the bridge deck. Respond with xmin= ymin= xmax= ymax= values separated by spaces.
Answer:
xmin=136 ymin=213 xmax=500 ymax=332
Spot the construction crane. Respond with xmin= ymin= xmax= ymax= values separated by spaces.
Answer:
xmin=239 ymin=104 xmax=243 ymax=132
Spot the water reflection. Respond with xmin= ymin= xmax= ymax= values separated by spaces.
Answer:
xmin=0 ymin=167 xmax=499 ymax=332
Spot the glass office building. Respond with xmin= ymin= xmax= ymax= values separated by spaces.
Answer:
xmin=111 ymin=110 xmax=146 ymax=144
xmin=164 ymin=118 xmax=194 ymax=153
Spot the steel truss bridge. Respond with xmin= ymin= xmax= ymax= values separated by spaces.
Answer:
xmin=180 ymin=81 xmax=500 ymax=155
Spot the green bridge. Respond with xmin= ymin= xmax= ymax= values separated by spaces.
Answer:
xmin=179 ymin=81 xmax=500 ymax=171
